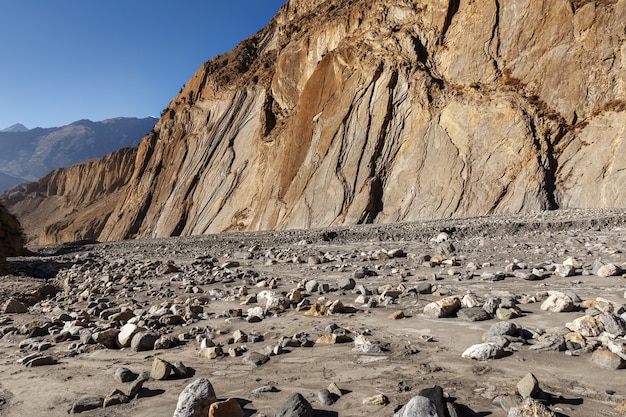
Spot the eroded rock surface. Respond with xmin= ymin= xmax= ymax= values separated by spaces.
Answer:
xmin=3 ymin=0 xmax=626 ymax=244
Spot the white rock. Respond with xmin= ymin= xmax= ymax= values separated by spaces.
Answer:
xmin=393 ymin=395 xmax=438 ymax=417
xmin=461 ymin=342 xmax=502 ymax=360
xmin=118 ymin=323 xmax=143 ymax=348
xmin=540 ymin=292 xmax=574 ymax=312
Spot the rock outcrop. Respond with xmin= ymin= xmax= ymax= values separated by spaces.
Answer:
xmin=0 ymin=200 xmax=25 ymax=272
xmin=3 ymin=148 xmax=137 ymax=244
xmin=4 ymin=0 xmax=626 ymax=243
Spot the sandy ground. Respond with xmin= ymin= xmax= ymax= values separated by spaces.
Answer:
xmin=1 ymin=209 xmax=626 ymax=416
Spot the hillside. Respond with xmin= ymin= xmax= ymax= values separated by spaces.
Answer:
xmin=0 ymin=117 xmax=156 ymax=193
xmin=4 ymin=0 xmax=626 ymax=244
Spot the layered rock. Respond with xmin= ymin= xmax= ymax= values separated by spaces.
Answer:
xmin=3 ymin=148 xmax=137 ymax=244
xmin=5 ymin=0 xmax=626 ymax=243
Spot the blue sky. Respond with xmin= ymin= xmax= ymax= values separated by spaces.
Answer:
xmin=0 ymin=1 xmax=286 ymax=130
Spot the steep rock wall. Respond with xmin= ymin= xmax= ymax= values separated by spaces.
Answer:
xmin=0 ymin=200 xmax=25 ymax=273
xmin=6 ymin=0 xmax=626 ymax=243
xmin=3 ymin=147 xmax=137 ymax=244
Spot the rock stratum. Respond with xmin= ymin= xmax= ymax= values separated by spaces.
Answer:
xmin=4 ymin=0 xmax=626 ymax=244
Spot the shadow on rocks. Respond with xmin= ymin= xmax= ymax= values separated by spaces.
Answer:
xmin=7 ymin=258 xmax=76 ymax=279
xmin=137 ymin=388 xmax=165 ymax=399
xmin=314 ymin=411 xmax=339 ymax=417
xmin=453 ymin=403 xmax=492 ymax=417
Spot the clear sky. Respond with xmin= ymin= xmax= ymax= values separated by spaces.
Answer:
xmin=0 ymin=1 xmax=286 ymax=130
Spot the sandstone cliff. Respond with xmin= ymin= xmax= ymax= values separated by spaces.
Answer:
xmin=5 ymin=0 xmax=626 ymax=244
xmin=3 ymin=148 xmax=137 ymax=244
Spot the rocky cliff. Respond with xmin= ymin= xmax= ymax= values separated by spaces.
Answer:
xmin=0 ymin=200 xmax=25 ymax=273
xmin=3 ymin=147 xmax=137 ymax=244
xmin=5 ymin=0 xmax=626 ymax=244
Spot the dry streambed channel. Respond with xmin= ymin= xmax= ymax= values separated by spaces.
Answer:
xmin=1 ymin=209 xmax=626 ymax=417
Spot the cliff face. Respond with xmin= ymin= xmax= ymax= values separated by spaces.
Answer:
xmin=3 ymin=148 xmax=137 ymax=244
xmin=6 ymin=0 xmax=626 ymax=243
xmin=0 ymin=200 xmax=25 ymax=272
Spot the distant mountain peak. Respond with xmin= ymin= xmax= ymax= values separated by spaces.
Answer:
xmin=1 ymin=123 xmax=29 ymax=133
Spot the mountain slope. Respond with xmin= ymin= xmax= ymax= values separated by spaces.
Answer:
xmin=0 ymin=117 xmax=156 ymax=192
xmin=5 ymin=0 xmax=626 ymax=244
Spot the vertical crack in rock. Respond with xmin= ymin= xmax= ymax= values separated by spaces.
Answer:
xmin=441 ymin=0 xmax=461 ymax=43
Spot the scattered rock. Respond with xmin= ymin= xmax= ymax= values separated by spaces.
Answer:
xmin=114 ymin=367 xmax=137 ymax=383
xmin=517 ymin=373 xmax=540 ymax=398
xmin=423 ymin=296 xmax=461 ymax=318
xmin=393 ymin=395 xmax=438 ymax=417
xmin=173 ymin=378 xmax=217 ymax=417
xmin=70 ymin=396 xmax=104 ymax=414
xmin=274 ymin=393 xmax=313 ymax=417
xmin=209 ymin=398 xmax=244 ymax=417
xmin=151 ymin=357 xmax=173 ymax=380
xmin=462 ymin=343 xmax=503 ymax=360
xmin=591 ymin=347 xmax=626 ymax=369
xmin=362 ymin=393 xmax=389 ymax=405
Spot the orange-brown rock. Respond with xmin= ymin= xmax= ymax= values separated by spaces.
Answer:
xmin=3 ymin=147 xmax=136 ymax=244
xmin=5 ymin=0 xmax=626 ymax=243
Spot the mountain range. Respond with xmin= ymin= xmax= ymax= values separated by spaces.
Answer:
xmin=0 ymin=117 xmax=157 ymax=193
xmin=3 ymin=0 xmax=626 ymax=245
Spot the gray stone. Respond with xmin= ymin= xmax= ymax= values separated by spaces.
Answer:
xmin=243 ymin=352 xmax=269 ymax=367
xmin=599 ymin=313 xmax=626 ymax=336
xmin=318 ymin=388 xmax=334 ymax=405
xmin=484 ymin=321 xmax=518 ymax=339
xmin=592 ymin=347 xmax=626 ymax=369
xmin=274 ymin=393 xmax=313 ymax=417
xmin=130 ymin=331 xmax=159 ymax=351
xmin=173 ymin=378 xmax=218 ymax=417
xmin=529 ymin=335 xmax=565 ymax=352
xmin=393 ymin=395 xmax=438 ymax=417
xmin=70 ymin=396 xmax=104 ymax=414
xmin=417 ymin=386 xmax=446 ymax=417
xmin=114 ymin=367 xmax=137 ymax=383
xmin=457 ymin=307 xmax=491 ymax=322
xmin=338 ymin=277 xmax=356 ymax=290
